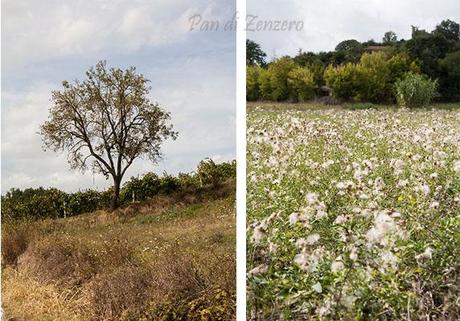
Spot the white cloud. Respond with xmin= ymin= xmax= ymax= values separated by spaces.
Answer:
xmin=248 ymin=0 xmax=460 ymax=57
xmin=2 ymin=0 xmax=223 ymax=66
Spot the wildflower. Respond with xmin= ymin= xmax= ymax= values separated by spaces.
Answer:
xmin=312 ymin=282 xmax=322 ymax=293
xmin=289 ymin=212 xmax=299 ymax=225
xmin=415 ymin=247 xmax=433 ymax=261
xmin=331 ymin=256 xmax=345 ymax=273
xmin=416 ymin=183 xmax=430 ymax=196
xmin=349 ymin=247 xmax=358 ymax=261
xmin=391 ymin=159 xmax=404 ymax=176
xmin=454 ymin=160 xmax=460 ymax=174
xmin=306 ymin=233 xmax=320 ymax=245
xmin=336 ymin=182 xmax=346 ymax=189
xmin=334 ymin=215 xmax=347 ymax=224
xmin=380 ymin=251 xmax=398 ymax=269
xmin=253 ymin=225 xmax=266 ymax=244
xmin=429 ymin=201 xmax=440 ymax=209
xmin=294 ymin=253 xmax=309 ymax=270
xmin=318 ymin=298 xmax=332 ymax=317
xmin=306 ymin=192 xmax=319 ymax=204
xmin=248 ymin=264 xmax=269 ymax=276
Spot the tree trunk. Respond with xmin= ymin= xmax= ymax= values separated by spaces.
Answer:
xmin=111 ymin=177 xmax=121 ymax=211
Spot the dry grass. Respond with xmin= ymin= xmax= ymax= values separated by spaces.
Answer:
xmin=1 ymin=225 xmax=32 ymax=266
xmin=2 ymin=267 xmax=87 ymax=321
xmin=2 ymin=184 xmax=235 ymax=321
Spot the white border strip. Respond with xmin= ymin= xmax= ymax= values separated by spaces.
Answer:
xmin=235 ymin=1 xmax=247 ymax=320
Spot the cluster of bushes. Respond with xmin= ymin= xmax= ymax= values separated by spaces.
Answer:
xmin=1 ymin=158 xmax=236 ymax=221
xmin=324 ymin=52 xmax=423 ymax=102
xmin=247 ymin=19 xmax=460 ymax=105
xmin=247 ymin=57 xmax=320 ymax=102
xmin=247 ymin=52 xmax=427 ymax=104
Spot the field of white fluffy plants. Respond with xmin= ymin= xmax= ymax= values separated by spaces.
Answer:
xmin=247 ymin=104 xmax=460 ymax=321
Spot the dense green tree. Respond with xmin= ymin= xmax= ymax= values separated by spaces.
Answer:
xmin=335 ymin=39 xmax=364 ymax=63
xmin=383 ymin=31 xmax=398 ymax=44
xmin=439 ymin=50 xmax=460 ymax=100
xmin=247 ymin=39 xmax=267 ymax=66
xmin=405 ymin=20 xmax=460 ymax=100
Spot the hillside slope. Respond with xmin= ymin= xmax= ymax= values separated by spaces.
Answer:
xmin=2 ymin=185 xmax=236 ymax=321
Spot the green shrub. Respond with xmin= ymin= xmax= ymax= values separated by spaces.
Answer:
xmin=1 ymin=187 xmax=67 ymax=220
xmin=287 ymin=66 xmax=316 ymax=101
xmin=258 ymin=68 xmax=273 ymax=100
xmin=246 ymin=65 xmax=261 ymax=101
xmin=324 ymin=63 xmax=360 ymax=100
xmin=355 ymin=52 xmax=392 ymax=102
xmin=324 ymin=52 xmax=419 ymax=103
xmin=396 ymin=73 xmax=438 ymax=107
xmin=196 ymin=159 xmax=235 ymax=187
xmin=67 ymin=190 xmax=101 ymax=216
xmin=268 ymin=57 xmax=297 ymax=101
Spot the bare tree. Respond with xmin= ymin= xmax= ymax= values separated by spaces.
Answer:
xmin=40 ymin=61 xmax=178 ymax=210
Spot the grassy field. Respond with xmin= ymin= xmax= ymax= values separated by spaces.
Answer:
xmin=247 ymin=102 xmax=460 ymax=320
xmin=2 ymin=183 xmax=236 ymax=321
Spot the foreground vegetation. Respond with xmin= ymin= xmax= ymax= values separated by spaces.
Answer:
xmin=2 ymin=180 xmax=236 ymax=320
xmin=247 ymin=102 xmax=460 ymax=320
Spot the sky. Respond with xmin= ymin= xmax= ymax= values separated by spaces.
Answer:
xmin=247 ymin=0 xmax=460 ymax=59
xmin=1 ymin=0 xmax=236 ymax=193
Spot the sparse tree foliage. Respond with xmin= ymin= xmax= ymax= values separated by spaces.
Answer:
xmin=40 ymin=61 xmax=178 ymax=210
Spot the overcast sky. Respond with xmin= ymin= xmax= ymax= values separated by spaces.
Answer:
xmin=1 ymin=0 xmax=235 ymax=193
xmin=247 ymin=0 xmax=460 ymax=59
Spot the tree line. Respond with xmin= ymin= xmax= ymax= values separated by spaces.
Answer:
xmin=2 ymin=159 xmax=236 ymax=221
xmin=247 ymin=19 xmax=460 ymax=105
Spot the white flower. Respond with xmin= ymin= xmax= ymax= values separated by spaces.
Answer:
xmin=253 ymin=225 xmax=266 ymax=244
xmin=366 ymin=227 xmax=383 ymax=244
xmin=306 ymin=192 xmax=319 ymax=204
xmin=336 ymin=182 xmax=346 ymax=189
xmin=397 ymin=179 xmax=409 ymax=188
xmin=349 ymin=247 xmax=358 ymax=261
xmin=416 ymin=183 xmax=431 ymax=196
xmin=294 ymin=253 xmax=309 ymax=270
xmin=429 ymin=201 xmax=440 ymax=209
xmin=248 ymin=264 xmax=268 ymax=276
xmin=391 ymin=159 xmax=404 ymax=176
xmin=340 ymin=294 xmax=357 ymax=308
xmin=331 ymin=256 xmax=345 ymax=273
xmin=289 ymin=212 xmax=299 ymax=225
xmin=312 ymin=282 xmax=322 ymax=293
xmin=366 ymin=212 xmax=399 ymax=245
xmin=453 ymin=160 xmax=460 ymax=174
xmin=306 ymin=233 xmax=320 ymax=245
xmin=380 ymin=251 xmax=398 ymax=269
xmin=334 ymin=215 xmax=347 ymax=224
xmin=415 ymin=247 xmax=433 ymax=261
